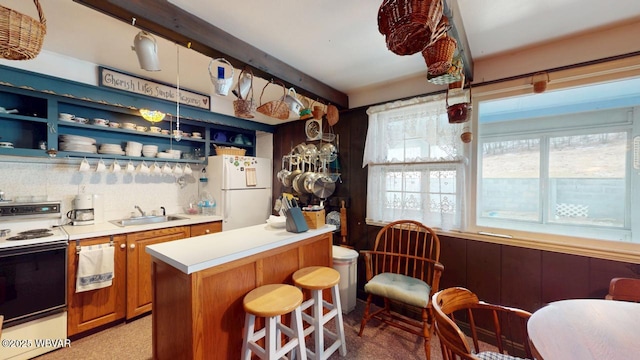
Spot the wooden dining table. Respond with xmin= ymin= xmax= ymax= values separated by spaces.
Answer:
xmin=527 ymin=299 xmax=640 ymax=360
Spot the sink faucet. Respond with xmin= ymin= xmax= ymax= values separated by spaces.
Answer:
xmin=160 ymin=206 xmax=166 ymax=216
xmin=134 ymin=205 xmax=146 ymax=217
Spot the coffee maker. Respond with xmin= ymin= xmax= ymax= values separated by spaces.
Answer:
xmin=67 ymin=194 xmax=95 ymax=225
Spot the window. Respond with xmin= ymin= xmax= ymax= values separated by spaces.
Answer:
xmin=475 ymin=77 xmax=640 ymax=243
xmin=363 ymin=94 xmax=466 ymax=230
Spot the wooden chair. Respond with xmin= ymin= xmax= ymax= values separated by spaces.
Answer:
xmin=358 ymin=220 xmax=444 ymax=360
xmin=432 ymin=287 xmax=533 ymax=360
xmin=605 ymin=277 xmax=640 ymax=302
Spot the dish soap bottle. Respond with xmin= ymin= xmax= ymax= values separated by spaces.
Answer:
xmin=198 ymin=169 xmax=216 ymax=216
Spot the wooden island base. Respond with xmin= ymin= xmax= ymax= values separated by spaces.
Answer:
xmin=150 ymin=231 xmax=332 ymax=359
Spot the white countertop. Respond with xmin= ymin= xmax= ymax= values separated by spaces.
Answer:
xmin=145 ymin=224 xmax=336 ymax=274
xmin=62 ymin=214 xmax=223 ymax=240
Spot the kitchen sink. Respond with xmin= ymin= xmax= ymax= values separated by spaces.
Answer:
xmin=109 ymin=215 xmax=188 ymax=227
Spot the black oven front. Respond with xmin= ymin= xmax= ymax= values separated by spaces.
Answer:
xmin=0 ymin=241 xmax=67 ymax=327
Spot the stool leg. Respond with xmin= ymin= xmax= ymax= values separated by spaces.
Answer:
xmin=332 ymin=284 xmax=347 ymax=356
xmin=312 ymin=289 xmax=324 ymax=358
xmin=265 ymin=316 xmax=277 ymax=359
xmin=293 ymin=306 xmax=308 ymax=360
xmin=242 ymin=313 xmax=255 ymax=360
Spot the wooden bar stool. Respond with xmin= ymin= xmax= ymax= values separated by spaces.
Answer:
xmin=293 ymin=266 xmax=347 ymax=359
xmin=242 ymin=284 xmax=307 ymax=360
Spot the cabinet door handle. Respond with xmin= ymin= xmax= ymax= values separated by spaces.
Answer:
xmin=130 ymin=244 xmax=136 ymax=249
xmin=120 ymin=243 xmax=126 ymax=249
xmin=205 ymin=229 xmax=210 ymax=234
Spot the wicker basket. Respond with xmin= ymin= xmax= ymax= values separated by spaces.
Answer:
xmin=233 ymin=68 xmax=256 ymax=119
xmin=423 ymin=34 xmax=457 ymax=76
xmin=215 ymin=147 xmax=246 ymax=156
xmin=378 ymin=0 xmax=442 ymax=55
xmin=256 ymin=81 xmax=289 ymax=120
xmin=0 ymin=0 xmax=46 ymax=60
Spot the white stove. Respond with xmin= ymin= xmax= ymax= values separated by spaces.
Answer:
xmin=0 ymin=200 xmax=68 ymax=360
xmin=0 ymin=201 xmax=68 ymax=249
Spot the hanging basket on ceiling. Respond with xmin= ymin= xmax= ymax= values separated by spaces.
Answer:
xmin=256 ymin=80 xmax=290 ymax=120
xmin=0 ymin=0 xmax=47 ymax=60
xmin=378 ymin=0 xmax=443 ymax=56
xmin=422 ymin=33 xmax=457 ymax=77
xmin=446 ymin=83 xmax=472 ymax=124
xmin=232 ymin=68 xmax=257 ymax=119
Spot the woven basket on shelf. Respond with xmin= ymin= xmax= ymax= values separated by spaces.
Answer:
xmin=215 ymin=147 xmax=246 ymax=156
xmin=378 ymin=0 xmax=443 ymax=55
xmin=422 ymin=34 xmax=457 ymax=77
xmin=0 ymin=0 xmax=46 ymax=60
xmin=233 ymin=68 xmax=256 ymax=119
xmin=256 ymin=80 xmax=289 ymax=120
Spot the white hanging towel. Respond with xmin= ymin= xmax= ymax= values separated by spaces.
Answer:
xmin=76 ymin=244 xmax=115 ymax=293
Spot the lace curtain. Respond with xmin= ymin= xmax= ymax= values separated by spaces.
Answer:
xmin=362 ymin=93 xmax=466 ymax=230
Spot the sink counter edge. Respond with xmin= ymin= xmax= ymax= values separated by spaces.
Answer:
xmin=145 ymin=224 xmax=336 ymax=274
xmin=62 ymin=214 xmax=223 ymax=240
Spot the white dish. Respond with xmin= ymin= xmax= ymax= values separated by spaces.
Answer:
xmin=191 ymin=136 xmax=203 ymax=139
xmin=60 ymin=134 xmax=96 ymax=144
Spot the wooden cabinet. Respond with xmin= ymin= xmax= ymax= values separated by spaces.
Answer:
xmin=125 ymin=226 xmax=191 ymax=319
xmin=68 ymin=225 xmax=193 ymax=335
xmin=190 ymin=221 xmax=222 ymax=236
xmin=67 ymin=235 xmax=127 ymax=337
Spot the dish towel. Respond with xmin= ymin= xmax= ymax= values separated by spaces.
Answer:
xmin=76 ymin=244 xmax=115 ymax=293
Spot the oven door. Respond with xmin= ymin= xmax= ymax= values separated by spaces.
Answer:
xmin=0 ymin=241 xmax=67 ymax=327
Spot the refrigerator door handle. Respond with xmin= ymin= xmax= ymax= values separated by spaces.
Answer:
xmin=224 ymin=195 xmax=230 ymax=223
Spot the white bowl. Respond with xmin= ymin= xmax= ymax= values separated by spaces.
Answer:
xmin=266 ymin=215 xmax=286 ymax=229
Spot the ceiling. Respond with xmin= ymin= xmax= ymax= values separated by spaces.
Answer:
xmin=3 ymin=0 xmax=640 ymax=123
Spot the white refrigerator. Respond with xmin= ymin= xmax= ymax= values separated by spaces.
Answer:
xmin=205 ymin=155 xmax=272 ymax=231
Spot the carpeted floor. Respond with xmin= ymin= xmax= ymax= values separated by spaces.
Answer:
xmin=35 ymin=300 xmax=496 ymax=359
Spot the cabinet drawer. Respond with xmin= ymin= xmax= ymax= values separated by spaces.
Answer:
xmin=191 ymin=221 xmax=222 ymax=236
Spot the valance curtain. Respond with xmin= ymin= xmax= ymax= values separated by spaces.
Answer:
xmin=362 ymin=93 xmax=466 ymax=230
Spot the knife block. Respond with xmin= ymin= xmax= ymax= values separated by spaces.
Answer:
xmin=284 ymin=207 xmax=309 ymax=233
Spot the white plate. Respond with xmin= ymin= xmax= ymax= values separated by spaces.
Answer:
xmin=60 ymin=134 xmax=96 ymax=144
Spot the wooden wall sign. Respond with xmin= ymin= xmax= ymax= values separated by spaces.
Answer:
xmin=99 ymin=67 xmax=210 ymax=110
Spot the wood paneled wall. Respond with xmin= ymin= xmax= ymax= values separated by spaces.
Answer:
xmin=272 ymin=108 xmax=640 ymax=313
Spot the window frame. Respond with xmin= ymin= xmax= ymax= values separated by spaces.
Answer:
xmin=458 ymin=56 xmax=640 ymax=263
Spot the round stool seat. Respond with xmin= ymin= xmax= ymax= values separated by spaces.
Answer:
xmin=244 ymin=284 xmax=303 ymax=318
xmin=293 ymin=266 xmax=340 ymax=290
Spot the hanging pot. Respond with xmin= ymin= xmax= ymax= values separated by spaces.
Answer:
xmin=446 ymin=83 xmax=472 ymax=124
xmin=312 ymin=175 xmax=336 ymax=199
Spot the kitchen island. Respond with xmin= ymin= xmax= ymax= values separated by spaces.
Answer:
xmin=146 ymin=224 xmax=336 ymax=359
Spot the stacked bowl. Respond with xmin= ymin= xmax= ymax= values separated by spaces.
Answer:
xmin=142 ymin=144 xmax=158 ymax=157
xmin=125 ymin=141 xmax=142 ymax=157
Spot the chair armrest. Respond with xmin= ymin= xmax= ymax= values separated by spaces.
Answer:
xmin=360 ymin=250 xmax=374 ymax=281
xmin=430 ymin=262 xmax=445 ymax=295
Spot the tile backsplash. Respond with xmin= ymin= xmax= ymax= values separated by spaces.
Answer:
xmin=0 ymin=160 xmax=201 ymax=223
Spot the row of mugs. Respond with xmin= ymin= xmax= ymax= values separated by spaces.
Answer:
xmin=79 ymin=158 xmax=193 ymax=175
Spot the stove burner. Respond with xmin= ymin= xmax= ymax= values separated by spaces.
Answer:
xmin=6 ymin=229 xmax=54 ymax=241
xmin=19 ymin=228 xmax=52 ymax=235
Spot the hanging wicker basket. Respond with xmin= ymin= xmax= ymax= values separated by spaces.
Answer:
xmin=0 ymin=0 xmax=46 ymax=60
xmin=423 ymin=34 xmax=457 ymax=77
xmin=233 ymin=68 xmax=256 ymax=119
xmin=378 ymin=0 xmax=443 ymax=56
xmin=256 ymin=80 xmax=289 ymax=120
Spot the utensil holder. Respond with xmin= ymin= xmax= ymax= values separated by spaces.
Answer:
xmin=284 ymin=207 xmax=309 ymax=233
